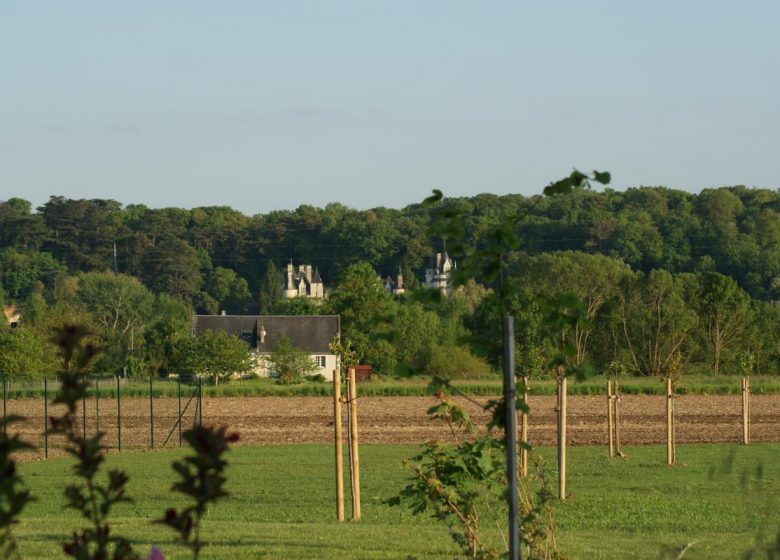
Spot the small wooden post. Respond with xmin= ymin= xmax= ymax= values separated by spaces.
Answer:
xmin=666 ymin=377 xmax=674 ymax=465
xmin=333 ymin=370 xmax=345 ymax=521
xmin=197 ymin=377 xmax=203 ymax=426
xmin=348 ymin=367 xmax=361 ymax=521
xmin=3 ymin=377 xmax=7 ymax=436
xmin=95 ymin=378 xmax=100 ymax=434
xmin=176 ymin=376 xmax=182 ymax=446
xmin=614 ymin=383 xmax=623 ymax=457
xmin=742 ymin=377 xmax=750 ymax=445
xmin=116 ymin=375 xmax=122 ymax=452
xmin=149 ymin=374 xmax=154 ymax=449
xmin=520 ymin=376 xmax=529 ymax=478
xmin=558 ymin=376 xmax=568 ymax=500
xmin=43 ymin=378 xmax=48 ymax=459
xmin=607 ymin=380 xmax=615 ymax=457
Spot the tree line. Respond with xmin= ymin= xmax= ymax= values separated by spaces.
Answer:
xmin=1 ymin=185 xmax=780 ymax=378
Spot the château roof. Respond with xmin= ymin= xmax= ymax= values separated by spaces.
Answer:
xmin=192 ymin=314 xmax=340 ymax=354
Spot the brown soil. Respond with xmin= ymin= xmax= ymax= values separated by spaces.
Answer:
xmin=5 ymin=394 xmax=778 ymax=458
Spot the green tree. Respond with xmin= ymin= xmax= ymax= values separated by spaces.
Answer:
xmin=203 ymin=266 xmax=252 ymax=314
xmin=272 ymin=296 xmax=323 ymax=316
xmin=697 ymin=271 xmax=751 ymax=374
xmin=514 ymin=251 xmax=632 ymax=366
xmin=258 ymin=261 xmax=282 ymax=313
xmin=619 ymin=270 xmax=698 ymax=376
xmin=76 ymin=271 xmax=155 ymax=372
xmin=144 ymin=294 xmax=193 ymax=375
xmin=265 ymin=335 xmax=316 ymax=384
xmin=0 ymin=327 xmax=54 ymax=380
xmin=327 ymin=262 xmax=397 ymax=363
xmin=179 ymin=330 xmax=256 ymax=385
xmin=142 ymin=236 xmax=203 ymax=303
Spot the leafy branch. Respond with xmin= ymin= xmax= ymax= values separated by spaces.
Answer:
xmin=48 ymin=324 xmax=138 ymax=560
xmin=0 ymin=416 xmax=34 ymax=560
xmin=157 ymin=425 xmax=238 ymax=560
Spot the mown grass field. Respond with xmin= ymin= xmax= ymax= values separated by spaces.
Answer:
xmin=14 ymin=442 xmax=780 ymax=559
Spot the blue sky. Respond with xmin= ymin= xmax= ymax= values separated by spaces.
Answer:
xmin=2 ymin=1 xmax=778 ymax=215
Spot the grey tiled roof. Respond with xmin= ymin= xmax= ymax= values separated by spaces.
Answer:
xmin=192 ymin=315 xmax=340 ymax=354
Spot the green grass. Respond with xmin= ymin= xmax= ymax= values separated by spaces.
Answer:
xmin=5 ymin=373 xmax=780 ymax=399
xmin=14 ymin=442 xmax=780 ymax=559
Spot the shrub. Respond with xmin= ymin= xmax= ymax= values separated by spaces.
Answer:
xmin=424 ymin=344 xmax=493 ymax=379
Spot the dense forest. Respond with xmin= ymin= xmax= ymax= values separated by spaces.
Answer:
xmin=2 ymin=185 xmax=780 ymax=379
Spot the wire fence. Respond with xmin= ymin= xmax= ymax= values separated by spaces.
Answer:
xmin=1 ymin=375 xmax=203 ymax=459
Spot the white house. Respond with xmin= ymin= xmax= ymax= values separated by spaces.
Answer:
xmin=383 ymin=267 xmax=405 ymax=296
xmin=424 ymin=251 xmax=456 ymax=295
xmin=283 ymin=263 xmax=325 ymax=300
xmin=191 ymin=314 xmax=340 ymax=381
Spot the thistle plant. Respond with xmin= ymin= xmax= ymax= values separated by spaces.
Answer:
xmin=157 ymin=425 xmax=238 ymax=560
xmin=391 ymin=395 xmax=564 ymax=560
xmin=49 ymin=324 xmax=138 ymax=560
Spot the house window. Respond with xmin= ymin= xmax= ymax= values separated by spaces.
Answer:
xmin=239 ymin=330 xmax=253 ymax=343
xmin=314 ymin=356 xmax=326 ymax=368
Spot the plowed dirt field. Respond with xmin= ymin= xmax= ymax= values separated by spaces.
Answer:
xmin=6 ymin=394 xmax=779 ymax=458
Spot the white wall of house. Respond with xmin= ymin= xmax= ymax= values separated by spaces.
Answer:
xmin=252 ymin=352 xmax=338 ymax=381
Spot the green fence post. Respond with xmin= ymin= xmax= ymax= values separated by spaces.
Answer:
xmin=95 ymin=377 xmax=100 ymax=434
xmin=198 ymin=377 xmax=203 ymax=426
xmin=177 ymin=376 xmax=182 ymax=447
xmin=44 ymin=378 xmax=48 ymax=459
xmin=3 ymin=377 xmax=6 ymax=436
xmin=82 ymin=390 xmax=87 ymax=440
xmin=116 ymin=375 xmax=122 ymax=452
xmin=149 ymin=374 xmax=154 ymax=449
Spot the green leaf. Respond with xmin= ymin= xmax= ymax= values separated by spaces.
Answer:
xmin=593 ymin=170 xmax=611 ymax=185
xmin=423 ymin=189 xmax=444 ymax=206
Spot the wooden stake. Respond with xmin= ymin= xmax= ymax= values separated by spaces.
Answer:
xmin=348 ymin=368 xmax=361 ymax=521
xmin=520 ymin=376 xmax=529 ymax=478
xmin=607 ymin=380 xmax=615 ymax=458
xmin=558 ymin=376 xmax=568 ymax=500
xmin=666 ymin=377 xmax=674 ymax=466
xmin=333 ymin=370 xmax=344 ymax=521
xmin=742 ymin=377 xmax=750 ymax=445
xmin=614 ymin=383 xmax=623 ymax=457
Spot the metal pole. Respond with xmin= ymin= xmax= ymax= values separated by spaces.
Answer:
xmin=44 ymin=378 xmax=49 ymax=459
xmin=198 ymin=377 xmax=203 ymax=426
xmin=177 ymin=376 xmax=182 ymax=446
xmin=95 ymin=378 xmax=100 ymax=434
xmin=116 ymin=375 xmax=122 ymax=452
xmin=82 ymin=390 xmax=87 ymax=440
xmin=520 ymin=375 xmax=528 ymax=478
xmin=149 ymin=374 xmax=154 ymax=449
xmin=503 ymin=315 xmax=520 ymax=560
xmin=3 ymin=377 xmax=7 ymax=436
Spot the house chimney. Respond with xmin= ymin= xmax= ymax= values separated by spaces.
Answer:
xmin=221 ymin=310 xmax=226 ymax=316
